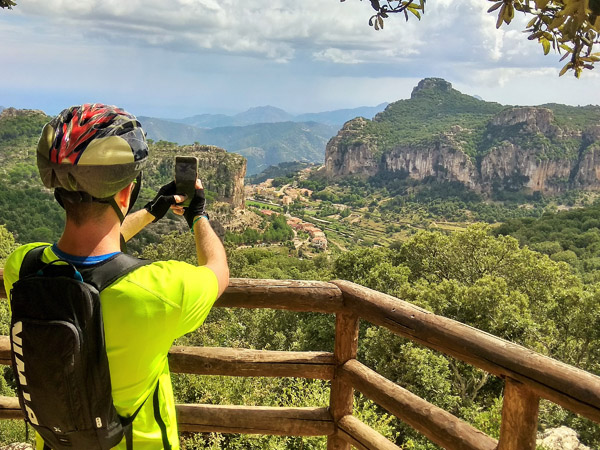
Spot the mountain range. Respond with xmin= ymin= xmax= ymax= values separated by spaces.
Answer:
xmin=139 ymin=104 xmax=388 ymax=175
xmin=166 ymin=104 xmax=388 ymax=129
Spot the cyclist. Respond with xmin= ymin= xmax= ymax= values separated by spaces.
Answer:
xmin=3 ymin=103 xmax=229 ymax=449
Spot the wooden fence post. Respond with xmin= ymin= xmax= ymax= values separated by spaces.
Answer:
xmin=327 ymin=313 xmax=359 ymax=450
xmin=498 ymin=378 xmax=540 ymax=450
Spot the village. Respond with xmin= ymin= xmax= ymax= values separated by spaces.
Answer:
xmin=245 ymin=177 xmax=328 ymax=251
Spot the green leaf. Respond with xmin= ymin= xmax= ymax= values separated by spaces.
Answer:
xmin=559 ymin=61 xmax=572 ymax=76
xmin=496 ymin=4 xmax=506 ymax=28
xmin=541 ymin=38 xmax=551 ymax=55
xmin=487 ymin=1 xmax=503 ymax=12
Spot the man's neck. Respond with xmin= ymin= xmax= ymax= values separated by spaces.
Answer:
xmin=57 ymin=218 xmax=122 ymax=257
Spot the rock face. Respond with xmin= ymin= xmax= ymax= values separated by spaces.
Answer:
xmin=0 ymin=107 xmax=46 ymax=120
xmin=149 ymin=144 xmax=247 ymax=209
xmin=537 ymin=426 xmax=591 ymax=450
xmin=324 ymin=80 xmax=600 ymax=195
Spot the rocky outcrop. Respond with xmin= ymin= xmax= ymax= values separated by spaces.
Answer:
xmin=325 ymin=102 xmax=600 ymax=195
xmin=149 ymin=144 xmax=247 ymax=209
xmin=537 ymin=426 xmax=591 ymax=450
xmin=324 ymin=118 xmax=379 ymax=177
xmin=411 ymin=78 xmax=453 ymax=97
xmin=0 ymin=107 xmax=46 ymax=120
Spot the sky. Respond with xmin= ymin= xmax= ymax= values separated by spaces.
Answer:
xmin=1 ymin=0 xmax=599 ymax=119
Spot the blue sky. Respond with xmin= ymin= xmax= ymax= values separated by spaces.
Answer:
xmin=2 ymin=0 xmax=599 ymax=119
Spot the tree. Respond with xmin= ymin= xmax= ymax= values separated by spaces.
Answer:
xmin=349 ymin=0 xmax=600 ymax=76
xmin=0 ymin=0 xmax=16 ymax=9
xmin=0 ymin=224 xmax=16 ymax=265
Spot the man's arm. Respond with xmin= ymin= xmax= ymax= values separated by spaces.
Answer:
xmin=121 ymin=209 xmax=155 ymax=242
xmin=192 ymin=215 xmax=229 ymax=298
xmin=121 ymin=181 xmax=184 ymax=241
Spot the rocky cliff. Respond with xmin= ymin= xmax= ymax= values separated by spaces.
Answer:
xmin=149 ymin=143 xmax=246 ymax=209
xmin=325 ymin=79 xmax=600 ymax=195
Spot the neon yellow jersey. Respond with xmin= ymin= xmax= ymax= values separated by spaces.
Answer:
xmin=4 ymin=243 xmax=220 ymax=450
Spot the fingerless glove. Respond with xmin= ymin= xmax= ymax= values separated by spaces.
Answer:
xmin=144 ymin=181 xmax=178 ymax=222
xmin=183 ymin=187 xmax=207 ymax=228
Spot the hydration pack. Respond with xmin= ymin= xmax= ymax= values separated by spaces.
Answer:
xmin=9 ymin=245 xmax=149 ymax=450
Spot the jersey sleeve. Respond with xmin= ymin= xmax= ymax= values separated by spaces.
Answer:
xmin=174 ymin=262 xmax=220 ymax=337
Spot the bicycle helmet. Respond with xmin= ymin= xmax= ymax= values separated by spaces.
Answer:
xmin=37 ymin=103 xmax=148 ymax=200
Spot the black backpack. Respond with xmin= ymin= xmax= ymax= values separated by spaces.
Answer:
xmin=9 ymin=245 xmax=149 ymax=450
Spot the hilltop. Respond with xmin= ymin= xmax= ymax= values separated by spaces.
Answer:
xmin=325 ymin=78 xmax=600 ymax=195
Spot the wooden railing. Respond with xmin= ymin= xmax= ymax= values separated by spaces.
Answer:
xmin=1 ymin=274 xmax=600 ymax=450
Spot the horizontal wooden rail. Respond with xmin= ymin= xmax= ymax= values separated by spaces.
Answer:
xmin=0 ymin=396 xmax=20 ymax=420
xmin=0 ymin=396 xmax=334 ymax=437
xmin=337 ymin=415 xmax=401 ymax=450
xmin=332 ymin=280 xmax=600 ymax=424
xmin=0 ymin=275 xmax=344 ymax=312
xmin=169 ymin=346 xmax=335 ymax=380
xmin=0 ymin=336 xmax=334 ymax=380
xmin=178 ymin=404 xmax=334 ymax=436
xmin=213 ymin=278 xmax=344 ymax=313
xmin=339 ymin=359 xmax=497 ymax=450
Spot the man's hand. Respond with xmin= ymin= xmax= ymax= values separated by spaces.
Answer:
xmin=144 ymin=181 xmax=185 ymax=222
xmin=180 ymin=180 xmax=207 ymax=228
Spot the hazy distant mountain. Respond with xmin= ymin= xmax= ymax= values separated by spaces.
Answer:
xmin=139 ymin=117 xmax=206 ymax=143
xmin=140 ymin=116 xmax=337 ymax=175
xmin=294 ymin=103 xmax=389 ymax=127
xmin=169 ymin=104 xmax=387 ymax=130
xmin=235 ymin=106 xmax=294 ymax=125
xmin=175 ymin=113 xmax=233 ymax=129
xmin=173 ymin=106 xmax=294 ymax=129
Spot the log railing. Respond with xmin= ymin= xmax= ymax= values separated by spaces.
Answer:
xmin=1 ymin=273 xmax=600 ymax=450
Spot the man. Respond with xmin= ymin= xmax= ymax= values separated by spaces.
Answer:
xmin=3 ymin=104 xmax=229 ymax=449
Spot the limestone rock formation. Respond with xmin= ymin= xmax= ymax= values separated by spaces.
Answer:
xmin=324 ymin=79 xmax=600 ymax=195
xmin=149 ymin=144 xmax=247 ymax=209
xmin=537 ymin=426 xmax=591 ymax=450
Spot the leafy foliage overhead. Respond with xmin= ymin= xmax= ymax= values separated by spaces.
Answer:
xmin=0 ymin=0 xmax=16 ymax=9
xmin=352 ymin=0 xmax=600 ymax=76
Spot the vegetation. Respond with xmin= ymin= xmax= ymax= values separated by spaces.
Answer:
xmin=137 ymin=225 xmax=600 ymax=447
xmin=496 ymin=201 xmax=600 ymax=283
xmin=225 ymin=213 xmax=294 ymax=246
xmin=246 ymin=161 xmax=315 ymax=184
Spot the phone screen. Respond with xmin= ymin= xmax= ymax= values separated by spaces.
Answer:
xmin=175 ymin=156 xmax=198 ymax=207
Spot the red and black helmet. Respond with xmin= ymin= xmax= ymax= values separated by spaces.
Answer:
xmin=37 ymin=103 xmax=149 ymax=200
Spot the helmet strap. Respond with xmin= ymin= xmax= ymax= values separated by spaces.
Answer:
xmin=127 ymin=172 xmax=142 ymax=216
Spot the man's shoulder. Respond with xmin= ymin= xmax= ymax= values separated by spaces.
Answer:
xmin=5 ymin=243 xmax=51 ymax=278
xmin=113 ymin=259 xmax=218 ymax=292
xmin=3 ymin=243 xmax=51 ymax=297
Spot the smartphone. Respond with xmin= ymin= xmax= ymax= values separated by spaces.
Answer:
xmin=175 ymin=156 xmax=198 ymax=207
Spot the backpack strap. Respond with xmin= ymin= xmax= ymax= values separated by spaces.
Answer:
xmin=121 ymin=397 xmax=148 ymax=450
xmin=77 ymin=253 xmax=150 ymax=291
xmin=18 ymin=245 xmax=49 ymax=279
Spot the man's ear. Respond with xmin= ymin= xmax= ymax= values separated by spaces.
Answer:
xmin=117 ymin=183 xmax=135 ymax=208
